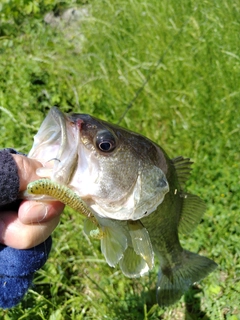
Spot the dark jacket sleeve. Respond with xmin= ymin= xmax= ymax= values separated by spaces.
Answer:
xmin=0 ymin=148 xmax=20 ymax=206
xmin=0 ymin=148 xmax=52 ymax=309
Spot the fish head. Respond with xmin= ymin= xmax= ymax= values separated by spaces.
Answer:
xmin=28 ymin=107 xmax=169 ymax=220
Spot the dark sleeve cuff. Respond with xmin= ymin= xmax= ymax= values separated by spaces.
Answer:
xmin=0 ymin=149 xmax=20 ymax=205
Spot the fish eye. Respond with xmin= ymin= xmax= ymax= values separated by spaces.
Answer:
xmin=95 ymin=130 xmax=117 ymax=152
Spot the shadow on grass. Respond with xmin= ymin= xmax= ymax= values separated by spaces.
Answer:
xmin=7 ymin=281 xmax=210 ymax=320
xmin=110 ymin=284 xmax=210 ymax=320
xmin=184 ymin=285 xmax=210 ymax=320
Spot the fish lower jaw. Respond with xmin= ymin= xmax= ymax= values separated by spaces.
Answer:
xmin=87 ymin=191 xmax=160 ymax=221
xmin=89 ymin=201 xmax=145 ymax=221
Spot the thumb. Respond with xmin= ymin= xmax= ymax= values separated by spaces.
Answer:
xmin=11 ymin=154 xmax=43 ymax=191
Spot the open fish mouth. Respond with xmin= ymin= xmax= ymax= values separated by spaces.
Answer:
xmin=28 ymin=107 xmax=81 ymax=185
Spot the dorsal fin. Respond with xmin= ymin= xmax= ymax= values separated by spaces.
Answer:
xmin=172 ymin=156 xmax=193 ymax=189
xmin=172 ymin=157 xmax=206 ymax=233
xmin=178 ymin=193 xmax=206 ymax=234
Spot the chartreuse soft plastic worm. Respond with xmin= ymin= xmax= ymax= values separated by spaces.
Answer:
xmin=27 ymin=179 xmax=97 ymax=224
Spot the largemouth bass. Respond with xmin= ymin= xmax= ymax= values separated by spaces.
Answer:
xmin=27 ymin=107 xmax=217 ymax=306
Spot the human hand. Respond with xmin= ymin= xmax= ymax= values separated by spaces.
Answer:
xmin=0 ymin=154 xmax=65 ymax=249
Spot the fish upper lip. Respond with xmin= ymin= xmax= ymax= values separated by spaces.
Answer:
xmin=47 ymin=108 xmax=82 ymax=184
xmin=51 ymin=106 xmax=66 ymax=124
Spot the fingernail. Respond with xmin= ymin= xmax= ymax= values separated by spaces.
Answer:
xmin=35 ymin=203 xmax=48 ymax=222
xmin=26 ymin=203 xmax=49 ymax=223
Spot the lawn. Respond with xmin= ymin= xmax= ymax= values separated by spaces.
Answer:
xmin=0 ymin=0 xmax=239 ymax=319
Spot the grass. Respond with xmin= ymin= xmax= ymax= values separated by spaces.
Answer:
xmin=0 ymin=0 xmax=239 ymax=319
